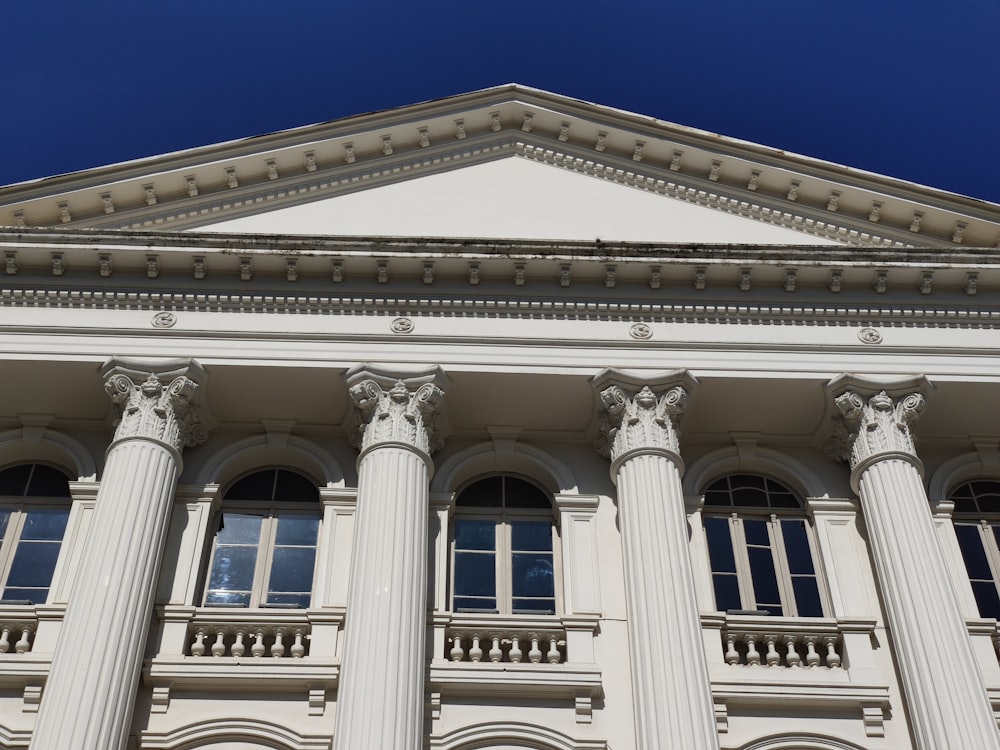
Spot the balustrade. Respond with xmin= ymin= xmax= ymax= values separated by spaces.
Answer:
xmin=447 ymin=628 xmax=565 ymax=665
xmin=722 ymin=630 xmax=841 ymax=668
xmin=188 ymin=623 xmax=309 ymax=659
xmin=0 ymin=622 xmax=34 ymax=654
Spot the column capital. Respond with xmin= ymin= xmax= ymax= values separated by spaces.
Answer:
xmin=100 ymin=358 xmax=211 ymax=453
xmin=824 ymin=374 xmax=934 ymax=482
xmin=590 ymin=368 xmax=697 ymax=473
xmin=344 ymin=364 xmax=448 ymax=457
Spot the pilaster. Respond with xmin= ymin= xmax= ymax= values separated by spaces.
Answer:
xmin=29 ymin=359 xmax=209 ymax=750
xmin=826 ymin=374 xmax=1000 ymax=749
xmin=591 ymin=368 xmax=719 ymax=750
xmin=333 ymin=365 xmax=447 ymax=750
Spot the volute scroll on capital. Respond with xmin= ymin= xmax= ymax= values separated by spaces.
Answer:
xmin=590 ymin=368 xmax=698 ymax=468
xmin=101 ymin=357 xmax=211 ymax=452
xmin=344 ymin=365 xmax=448 ymax=457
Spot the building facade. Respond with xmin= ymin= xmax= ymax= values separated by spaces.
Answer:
xmin=1 ymin=86 xmax=1000 ymax=749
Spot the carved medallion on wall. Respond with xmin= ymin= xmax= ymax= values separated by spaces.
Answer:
xmin=390 ymin=317 xmax=414 ymax=334
xmin=629 ymin=323 xmax=653 ymax=340
xmin=151 ymin=312 xmax=177 ymax=328
xmin=857 ymin=327 xmax=882 ymax=344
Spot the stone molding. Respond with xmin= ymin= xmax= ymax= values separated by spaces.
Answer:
xmin=100 ymin=358 xmax=211 ymax=453
xmin=591 ymin=368 xmax=697 ymax=474
xmin=344 ymin=364 xmax=448 ymax=458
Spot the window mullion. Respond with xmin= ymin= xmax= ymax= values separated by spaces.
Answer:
xmin=978 ymin=521 xmax=1000 ymax=604
xmin=769 ymin=514 xmax=797 ymax=617
xmin=253 ymin=513 xmax=279 ymax=607
xmin=498 ymin=519 xmax=511 ymax=614
xmin=730 ymin=514 xmax=754 ymax=610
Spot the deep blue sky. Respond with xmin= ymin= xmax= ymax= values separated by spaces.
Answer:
xmin=4 ymin=1 xmax=999 ymax=203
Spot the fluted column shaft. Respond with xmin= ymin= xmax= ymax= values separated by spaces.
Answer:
xmin=829 ymin=377 xmax=1000 ymax=749
xmin=592 ymin=369 xmax=719 ymax=750
xmin=31 ymin=359 xmax=209 ymax=750
xmin=333 ymin=366 xmax=446 ymax=750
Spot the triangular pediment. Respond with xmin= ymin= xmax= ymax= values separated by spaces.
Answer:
xmin=1 ymin=85 xmax=997 ymax=248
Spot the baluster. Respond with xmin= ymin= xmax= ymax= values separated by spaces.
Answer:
xmin=547 ymin=636 xmax=561 ymax=664
xmin=824 ymin=635 xmax=842 ymax=668
xmin=291 ymin=629 xmax=306 ymax=659
xmin=449 ymin=633 xmax=465 ymax=662
xmin=251 ymin=630 xmax=266 ymax=657
xmin=488 ymin=635 xmax=502 ymax=663
xmin=0 ymin=627 xmax=11 ymax=654
xmin=469 ymin=633 xmax=483 ymax=663
xmin=190 ymin=628 xmax=207 ymax=657
xmin=211 ymin=629 xmax=226 ymax=657
xmin=528 ymin=635 xmax=542 ymax=664
xmin=803 ymin=635 xmax=821 ymax=667
xmin=231 ymin=630 xmax=246 ymax=657
xmin=744 ymin=634 xmax=761 ymax=666
xmin=14 ymin=628 xmax=31 ymax=654
xmin=272 ymin=629 xmax=286 ymax=658
xmin=764 ymin=634 xmax=780 ymax=667
xmin=509 ymin=636 xmax=522 ymax=663
xmin=783 ymin=634 xmax=801 ymax=667
xmin=724 ymin=634 xmax=739 ymax=665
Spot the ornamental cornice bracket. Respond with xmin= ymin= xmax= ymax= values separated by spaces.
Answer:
xmin=822 ymin=373 xmax=934 ymax=473
xmin=343 ymin=364 xmax=449 ymax=457
xmin=99 ymin=357 xmax=213 ymax=451
xmin=589 ymin=368 xmax=697 ymax=466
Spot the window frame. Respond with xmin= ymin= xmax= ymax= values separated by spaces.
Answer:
xmin=702 ymin=474 xmax=826 ymax=618
xmin=950 ymin=479 xmax=1000 ymax=619
xmin=202 ymin=469 xmax=321 ymax=610
xmin=449 ymin=475 xmax=562 ymax=616
xmin=0 ymin=463 xmax=73 ymax=606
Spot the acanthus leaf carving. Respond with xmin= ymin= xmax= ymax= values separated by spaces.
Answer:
xmin=831 ymin=389 xmax=926 ymax=469
xmin=595 ymin=382 xmax=688 ymax=463
xmin=348 ymin=378 xmax=445 ymax=456
xmin=104 ymin=371 xmax=208 ymax=451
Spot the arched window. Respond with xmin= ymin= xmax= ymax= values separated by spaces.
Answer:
xmin=702 ymin=474 xmax=824 ymax=617
xmin=951 ymin=479 xmax=1000 ymax=619
xmin=203 ymin=469 xmax=320 ymax=608
xmin=451 ymin=476 xmax=558 ymax=615
xmin=0 ymin=463 xmax=72 ymax=604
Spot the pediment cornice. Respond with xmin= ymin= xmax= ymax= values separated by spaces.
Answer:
xmin=2 ymin=85 xmax=999 ymax=248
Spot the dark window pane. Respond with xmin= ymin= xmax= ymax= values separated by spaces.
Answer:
xmin=0 ymin=465 xmax=31 ymax=496
xmin=513 ymin=599 xmax=555 ymax=614
xmin=703 ymin=489 xmax=731 ymax=507
xmin=274 ymin=515 xmax=319 ymax=546
xmin=768 ymin=492 xmax=800 ymax=509
xmin=504 ymin=478 xmax=550 ymax=508
xmin=743 ymin=519 xmax=770 ymax=547
xmin=791 ymin=576 xmax=824 ymax=617
xmin=25 ymin=466 xmax=71 ymax=498
xmin=266 ymin=592 xmax=310 ymax=608
xmin=748 ymin=547 xmax=782 ymax=611
xmin=274 ymin=470 xmax=318 ymax=502
xmin=511 ymin=521 xmax=552 ymax=552
xmin=20 ymin=509 xmax=70 ymax=541
xmin=712 ymin=573 xmax=742 ymax=611
xmin=704 ymin=517 xmax=736 ymax=572
xmin=457 ymin=477 xmax=502 ymax=507
xmin=225 ymin=471 xmax=276 ymax=501
xmin=2 ymin=587 xmax=48 ymax=603
xmin=454 ymin=552 xmax=496 ymax=597
xmin=268 ymin=547 xmax=316 ymax=594
xmin=217 ymin=513 xmax=262 ymax=545
xmin=740 ymin=475 xmax=767 ymax=490
xmin=0 ymin=510 xmax=9 ymax=543
xmin=207 ymin=545 xmax=258 ymax=592
xmin=512 ymin=553 xmax=555 ymax=598
xmin=205 ymin=590 xmax=251 ymax=607
xmin=955 ymin=524 xmax=994 ymax=580
xmin=7 ymin=541 xmax=61 ymax=587
xmin=454 ymin=596 xmax=496 ymax=612
xmin=732 ymin=488 xmax=766 ymax=507
xmin=781 ymin=519 xmax=816 ymax=575
xmin=454 ymin=520 xmax=495 ymax=551
xmin=971 ymin=580 xmax=1000 ymax=620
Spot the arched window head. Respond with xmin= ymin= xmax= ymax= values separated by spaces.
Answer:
xmin=0 ymin=464 xmax=72 ymax=604
xmin=950 ymin=479 xmax=1000 ymax=619
xmin=204 ymin=469 xmax=320 ymax=609
xmin=452 ymin=476 xmax=558 ymax=615
xmin=703 ymin=474 xmax=824 ymax=617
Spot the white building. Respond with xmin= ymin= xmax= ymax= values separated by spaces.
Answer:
xmin=1 ymin=85 xmax=1000 ymax=750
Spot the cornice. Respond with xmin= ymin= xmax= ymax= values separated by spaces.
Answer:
xmin=1 ymin=87 xmax=997 ymax=249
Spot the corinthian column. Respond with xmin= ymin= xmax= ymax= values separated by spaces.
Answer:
xmin=333 ymin=365 xmax=447 ymax=750
xmin=591 ymin=369 xmax=719 ymax=750
xmin=826 ymin=375 xmax=1000 ymax=749
xmin=31 ymin=358 xmax=209 ymax=750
